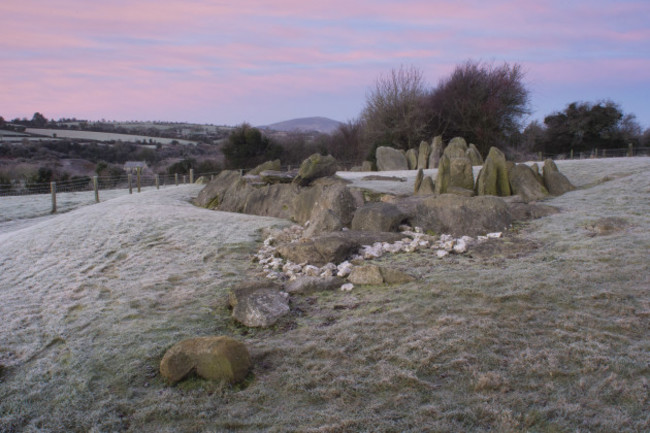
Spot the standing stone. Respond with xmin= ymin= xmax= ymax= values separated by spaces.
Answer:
xmin=542 ymin=159 xmax=576 ymax=195
xmin=405 ymin=148 xmax=418 ymax=170
xmin=414 ymin=168 xmax=424 ymax=194
xmin=435 ymin=155 xmax=451 ymax=194
xmin=428 ymin=136 xmax=443 ymax=168
xmin=530 ymin=163 xmax=544 ymax=186
xmin=466 ymin=144 xmax=483 ymax=166
xmin=476 ymin=147 xmax=511 ymax=197
xmin=449 ymin=157 xmax=474 ymax=190
xmin=509 ymin=164 xmax=549 ymax=203
xmin=376 ymin=146 xmax=408 ymax=171
xmin=417 ymin=141 xmax=431 ymax=170
xmin=443 ymin=137 xmax=468 ymax=159
xmin=416 ymin=176 xmax=435 ymax=195
xmin=361 ymin=161 xmax=373 ymax=171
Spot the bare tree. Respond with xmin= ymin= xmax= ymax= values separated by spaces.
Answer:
xmin=362 ymin=65 xmax=432 ymax=151
xmin=428 ymin=61 xmax=530 ymax=156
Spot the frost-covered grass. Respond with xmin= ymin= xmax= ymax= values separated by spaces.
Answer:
xmin=0 ymin=158 xmax=649 ymax=432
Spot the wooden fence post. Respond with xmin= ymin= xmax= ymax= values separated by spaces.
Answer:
xmin=155 ymin=174 xmax=160 ymax=190
xmin=570 ymin=149 xmax=574 ymax=159
xmin=189 ymin=169 xmax=194 ymax=184
xmin=175 ymin=173 xmax=178 ymax=186
xmin=128 ymin=173 xmax=133 ymax=194
xmin=93 ymin=176 xmax=99 ymax=203
xmin=136 ymin=167 xmax=141 ymax=193
xmin=51 ymin=182 xmax=57 ymax=214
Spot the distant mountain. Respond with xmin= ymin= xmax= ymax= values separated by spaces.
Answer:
xmin=261 ymin=117 xmax=342 ymax=134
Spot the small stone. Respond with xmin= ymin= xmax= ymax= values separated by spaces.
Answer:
xmin=453 ymin=239 xmax=468 ymax=254
xmin=303 ymin=265 xmax=320 ymax=276
xmin=340 ymin=283 xmax=354 ymax=292
xmin=487 ymin=232 xmax=502 ymax=238
xmin=435 ymin=250 xmax=449 ymax=258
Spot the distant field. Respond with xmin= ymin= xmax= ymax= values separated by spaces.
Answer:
xmin=0 ymin=157 xmax=648 ymax=432
xmin=25 ymin=128 xmax=199 ymax=145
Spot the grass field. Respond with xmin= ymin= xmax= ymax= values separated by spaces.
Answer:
xmin=0 ymin=158 xmax=648 ymax=432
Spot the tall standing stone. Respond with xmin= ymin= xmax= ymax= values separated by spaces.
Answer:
xmin=428 ymin=136 xmax=443 ymax=168
xmin=449 ymin=157 xmax=475 ymax=190
xmin=417 ymin=140 xmax=431 ymax=170
xmin=443 ymin=137 xmax=469 ymax=159
xmin=542 ymin=159 xmax=576 ymax=195
xmin=405 ymin=148 xmax=418 ymax=170
xmin=466 ymin=144 xmax=483 ymax=166
xmin=435 ymin=155 xmax=451 ymax=194
xmin=414 ymin=168 xmax=424 ymax=194
xmin=476 ymin=147 xmax=511 ymax=196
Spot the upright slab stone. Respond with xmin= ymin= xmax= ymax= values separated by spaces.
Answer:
xmin=509 ymin=164 xmax=548 ymax=202
xmin=476 ymin=147 xmax=511 ymax=197
xmin=416 ymin=176 xmax=435 ymax=195
xmin=443 ymin=137 xmax=468 ymax=159
xmin=428 ymin=136 xmax=443 ymax=168
xmin=542 ymin=159 xmax=576 ymax=196
xmin=405 ymin=148 xmax=418 ymax=170
xmin=417 ymin=140 xmax=431 ymax=170
xmin=466 ymin=144 xmax=483 ymax=166
xmin=414 ymin=168 xmax=424 ymax=194
xmin=449 ymin=157 xmax=474 ymax=190
xmin=376 ymin=146 xmax=408 ymax=171
xmin=435 ymin=155 xmax=450 ymax=194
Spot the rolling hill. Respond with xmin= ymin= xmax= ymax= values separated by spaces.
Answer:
xmin=261 ymin=116 xmax=342 ymax=134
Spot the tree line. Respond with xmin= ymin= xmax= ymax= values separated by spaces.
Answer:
xmin=221 ymin=60 xmax=648 ymax=169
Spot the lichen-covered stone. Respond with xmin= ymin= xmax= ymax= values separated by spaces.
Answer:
xmin=509 ymin=164 xmax=548 ymax=202
xmin=293 ymin=154 xmax=337 ymax=186
xmin=443 ymin=137 xmax=468 ymax=159
xmin=476 ymin=147 xmax=511 ymax=197
xmin=416 ymin=176 xmax=435 ymax=195
xmin=449 ymin=157 xmax=474 ymax=190
xmin=435 ymin=155 xmax=450 ymax=194
xmin=160 ymin=336 xmax=251 ymax=384
xmin=348 ymin=265 xmax=384 ymax=285
xmin=542 ymin=159 xmax=576 ymax=195
xmin=428 ymin=136 xmax=443 ymax=168
xmin=417 ymin=140 xmax=431 ymax=170
xmin=466 ymin=144 xmax=483 ymax=166
xmin=405 ymin=148 xmax=418 ymax=170
xmin=351 ymin=202 xmax=406 ymax=232
xmin=414 ymin=168 xmax=424 ymax=194
xmin=247 ymin=159 xmax=281 ymax=175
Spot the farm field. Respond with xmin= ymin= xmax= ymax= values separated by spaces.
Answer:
xmin=0 ymin=158 xmax=648 ymax=432
xmin=25 ymin=128 xmax=198 ymax=145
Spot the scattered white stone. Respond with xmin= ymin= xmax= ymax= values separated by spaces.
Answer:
xmin=487 ymin=232 xmax=502 ymax=239
xmin=303 ymin=265 xmax=320 ymax=277
xmin=336 ymin=261 xmax=353 ymax=277
xmin=440 ymin=234 xmax=454 ymax=242
xmin=414 ymin=226 xmax=423 ymax=234
xmin=340 ymin=283 xmax=354 ymax=292
xmin=320 ymin=269 xmax=335 ymax=278
xmin=441 ymin=240 xmax=455 ymax=252
xmin=280 ymin=291 xmax=289 ymax=298
xmin=453 ymin=238 xmax=468 ymax=254
xmin=265 ymin=271 xmax=283 ymax=280
xmin=362 ymin=244 xmax=383 ymax=259
xmin=477 ymin=235 xmax=488 ymax=242
xmin=435 ymin=250 xmax=449 ymax=258
xmin=263 ymin=237 xmax=275 ymax=247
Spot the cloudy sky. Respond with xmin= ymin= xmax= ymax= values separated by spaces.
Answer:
xmin=1 ymin=0 xmax=648 ymax=128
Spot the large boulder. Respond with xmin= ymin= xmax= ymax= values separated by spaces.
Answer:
xmin=466 ymin=144 xmax=483 ymax=166
xmin=351 ymin=202 xmax=407 ymax=232
xmin=294 ymin=178 xmax=358 ymax=232
xmin=194 ymin=170 xmax=241 ymax=209
xmin=443 ymin=137 xmax=468 ymax=159
xmin=160 ymin=336 xmax=251 ymax=384
xmin=405 ymin=148 xmax=418 ymax=170
xmin=376 ymin=146 xmax=408 ymax=171
xmin=428 ymin=136 xmax=443 ymax=168
xmin=542 ymin=159 xmax=576 ymax=195
xmin=417 ymin=140 xmax=431 ymax=170
xmin=509 ymin=164 xmax=549 ymax=203
xmin=230 ymin=283 xmax=290 ymax=328
xmin=247 ymin=159 xmax=281 ymax=175
xmin=476 ymin=147 xmax=511 ymax=197
xmin=293 ymin=154 xmax=337 ymax=186
xmin=348 ymin=265 xmax=416 ymax=285
xmin=404 ymin=194 xmax=512 ymax=236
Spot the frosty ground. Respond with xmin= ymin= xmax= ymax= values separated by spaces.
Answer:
xmin=0 ymin=158 xmax=648 ymax=432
